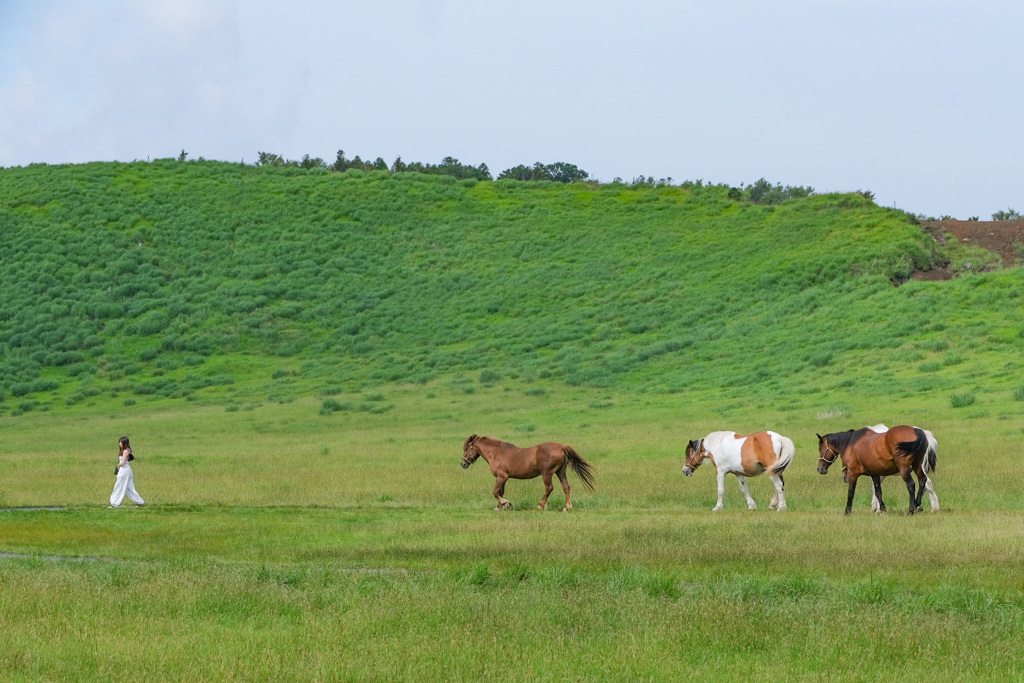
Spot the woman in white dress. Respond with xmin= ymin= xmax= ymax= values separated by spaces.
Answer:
xmin=109 ymin=436 xmax=145 ymax=507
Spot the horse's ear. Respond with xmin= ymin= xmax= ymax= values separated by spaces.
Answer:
xmin=816 ymin=433 xmax=823 ymax=442
xmin=464 ymin=434 xmax=478 ymax=448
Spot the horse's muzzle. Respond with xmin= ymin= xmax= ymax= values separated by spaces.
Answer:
xmin=683 ymin=466 xmax=693 ymax=477
xmin=461 ymin=461 xmax=470 ymax=469
xmin=817 ymin=464 xmax=828 ymax=475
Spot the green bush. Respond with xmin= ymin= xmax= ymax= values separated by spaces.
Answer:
xmin=479 ymin=369 xmax=501 ymax=385
xmin=950 ymin=392 xmax=977 ymax=408
xmin=319 ymin=398 xmax=352 ymax=415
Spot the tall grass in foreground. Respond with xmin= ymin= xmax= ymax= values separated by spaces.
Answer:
xmin=1 ymin=559 xmax=1022 ymax=681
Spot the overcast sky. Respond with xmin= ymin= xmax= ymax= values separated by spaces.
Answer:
xmin=1 ymin=0 xmax=1021 ymax=219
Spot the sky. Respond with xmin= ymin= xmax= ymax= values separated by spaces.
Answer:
xmin=1 ymin=0 xmax=1021 ymax=219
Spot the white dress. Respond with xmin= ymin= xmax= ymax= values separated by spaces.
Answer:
xmin=110 ymin=454 xmax=145 ymax=507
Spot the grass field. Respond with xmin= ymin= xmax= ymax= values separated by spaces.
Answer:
xmin=3 ymin=161 xmax=1024 ymax=679
xmin=2 ymin=383 xmax=1024 ymax=681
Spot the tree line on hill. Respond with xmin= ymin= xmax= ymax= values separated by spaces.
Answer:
xmin=252 ymin=149 xmax=591 ymax=184
xmin=239 ymin=149 xmax=820 ymax=205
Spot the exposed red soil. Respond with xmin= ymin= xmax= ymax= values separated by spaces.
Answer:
xmin=913 ymin=219 xmax=1024 ymax=281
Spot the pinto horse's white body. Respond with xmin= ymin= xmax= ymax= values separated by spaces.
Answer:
xmin=866 ymin=424 xmax=939 ymax=512
xmin=689 ymin=430 xmax=795 ymax=511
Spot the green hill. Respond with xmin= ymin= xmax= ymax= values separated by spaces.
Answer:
xmin=1 ymin=159 xmax=1022 ymax=414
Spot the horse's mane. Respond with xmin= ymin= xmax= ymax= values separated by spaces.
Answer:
xmin=826 ymin=428 xmax=871 ymax=452
xmin=469 ymin=435 xmax=514 ymax=450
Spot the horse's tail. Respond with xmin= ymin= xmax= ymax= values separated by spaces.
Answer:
xmin=921 ymin=429 xmax=938 ymax=474
xmin=563 ymin=447 xmax=595 ymax=491
xmin=770 ymin=435 xmax=796 ymax=476
xmin=896 ymin=427 xmax=930 ymax=466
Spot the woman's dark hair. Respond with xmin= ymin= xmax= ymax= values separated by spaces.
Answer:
xmin=119 ymin=436 xmax=134 ymax=461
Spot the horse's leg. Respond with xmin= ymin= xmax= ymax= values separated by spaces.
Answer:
xmin=871 ymin=476 xmax=886 ymax=514
xmin=493 ymin=475 xmax=512 ymax=510
xmin=912 ymin=463 xmax=928 ymax=512
xmin=923 ymin=474 xmax=940 ymax=512
xmin=900 ymin=469 xmax=916 ymax=516
xmin=769 ymin=474 xmax=786 ymax=511
xmin=845 ymin=474 xmax=859 ymax=515
xmin=557 ymin=468 xmax=572 ymax=512
xmin=736 ymin=475 xmax=757 ymax=510
xmin=712 ymin=469 xmax=726 ymax=511
xmin=538 ymin=471 xmax=554 ymax=510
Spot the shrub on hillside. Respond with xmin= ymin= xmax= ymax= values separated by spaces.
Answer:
xmin=320 ymin=398 xmax=352 ymax=415
xmin=950 ymin=392 xmax=976 ymax=408
xmin=10 ymin=379 xmax=59 ymax=397
xmin=746 ymin=178 xmax=815 ymax=205
xmin=991 ymin=208 xmax=1021 ymax=221
xmin=479 ymin=369 xmax=501 ymax=385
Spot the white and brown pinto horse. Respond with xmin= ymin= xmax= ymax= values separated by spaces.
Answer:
xmin=683 ymin=431 xmax=795 ymax=511
xmin=816 ymin=425 xmax=935 ymax=515
xmin=462 ymin=435 xmax=595 ymax=511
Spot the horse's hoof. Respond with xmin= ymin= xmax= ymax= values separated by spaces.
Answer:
xmin=915 ymin=505 xmax=924 ymax=512
xmin=712 ymin=506 xmax=722 ymax=512
xmin=777 ymin=505 xmax=787 ymax=511
xmin=748 ymin=505 xmax=757 ymax=511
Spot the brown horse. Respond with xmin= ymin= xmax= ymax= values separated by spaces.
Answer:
xmin=817 ymin=425 xmax=933 ymax=515
xmin=462 ymin=435 xmax=595 ymax=511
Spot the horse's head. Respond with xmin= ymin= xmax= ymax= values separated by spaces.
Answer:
xmin=462 ymin=434 xmax=482 ymax=469
xmin=816 ymin=433 xmax=841 ymax=475
xmin=683 ymin=438 xmax=706 ymax=476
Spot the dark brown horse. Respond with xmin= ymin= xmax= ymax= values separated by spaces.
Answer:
xmin=462 ymin=435 xmax=595 ymax=511
xmin=817 ymin=425 xmax=934 ymax=515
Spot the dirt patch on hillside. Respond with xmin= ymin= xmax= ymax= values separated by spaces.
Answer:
xmin=914 ymin=219 xmax=1024 ymax=280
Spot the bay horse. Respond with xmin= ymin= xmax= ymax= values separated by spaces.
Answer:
xmin=683 ymin=431 xmax=795 ymax=511
xmin=860 ymin=424 xmax=940 ymax=513
xmin=461 ymin=435 xmax=595 ymax=511
xmin=816 ymin=425 xmax=934 ymax=515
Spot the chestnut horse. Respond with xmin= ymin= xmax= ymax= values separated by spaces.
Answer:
xmin=683 ymin=431 xmax=795 ymax=511
xmin=860 ymin=424 xmax=940 ymax=513
xmin=816 ymin=425 xmax=933 ymax=515
xmin=461 ymin=435 xmax=595 ymax=511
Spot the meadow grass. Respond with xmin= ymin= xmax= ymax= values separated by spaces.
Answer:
xmin=2 ymin=384 xmax=1024 ymax=680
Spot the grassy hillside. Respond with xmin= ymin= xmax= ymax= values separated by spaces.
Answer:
xmin=1 ymin=159 xmax=1023 ymax=417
